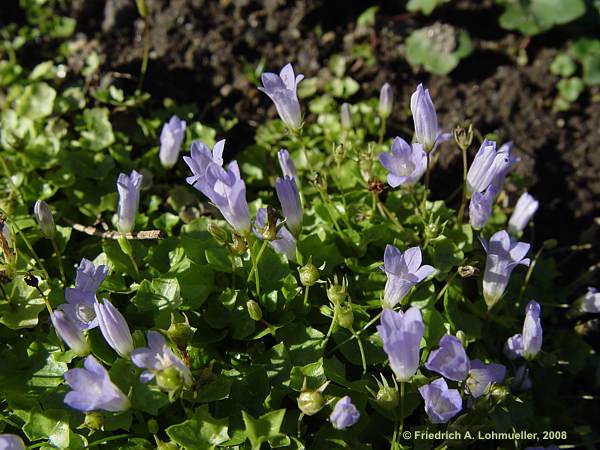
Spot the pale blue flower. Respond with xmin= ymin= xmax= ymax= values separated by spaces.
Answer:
xmin=382 ymin=245 xmax=435 ymax=308
xmin=425 ymin=335 xmax=470 ymax=381
xmin=467 ymin=140 xmax=516 ymax=195
xmin=504 ymin=300 xmax=542 ymax=360
xmin=51 ymin=310 xmax=90 ymax=356
xmin=379 ymin=137 xmax=427 ymax=187
xmin=184 ymin=139 xmax=251 ymax=233
xmin=490 ymin=141 xmax=519 ymax=193
xmin=64 ymin=355 xmax=130 ymax=412
xmin=330 ymin=396 xmax=360 ymax=430
xmin=469 ymin=185 xmax=498 ymax=229
xmin=275 ymin=176 xmax=302 ymax=237
xmin=0 ymin=434 xmax=25 ymax=450
xmin=509 ymin=192 xmax=539 ymax=234
xmin=377 ymin=307 xmax=424 ymax=382
xmin=258 ymin=63 xmax=304 ymax=130
xmin=117 ymin=170 xmax=143 ymax=233
xmin=131 ymin=331 xmax=192 ymax=389
xmin=94 ymin=298 xmax=134 ymax=358
xmin=62 ymin=258 xmax=108 ymax=330
xmin=159 ymin=115 xmax=187 ymax=169
xmin=341 ymin=103 xmax=352 ymax=129
xmin=480 ymin=230 xmax=530 ymax=307
xmin=254 ymin=208 xmax=297 ymax=262
xmin=410 ymin=83 xmax=450 ymax=152
xmin=379 ymin=83 xmax=393 ymax=119
xmin=418 ymin=378 xmax=462 ymax=424
xmin=466 ymin=360 xmax=506 ymax=398
xmin=277 ymin=149 xmax=297 ymax=182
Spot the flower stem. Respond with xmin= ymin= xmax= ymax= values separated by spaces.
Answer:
xmin=517 ymin=246 xmax=544 ymax=303
xmin=324 ymin=304 xmax=339 ymax=345
xmin=50 ymin=238 xmax=66 ymax=285
xmin=456 ymin=143 xmax=469 ymax=225
xmin=137 ymin=11 xmax=150 ymax=91
xmin=378 ymin=119 xmax=387 ymax=144
xmin=248 ymin=239 xmax=268 ymax=299
xmin=399 ymin=381 xmax=405 ymax=435
xmin=421 ymin=152 xmax=431 ymax=216
xmin=352 ymin=328 xmax=367 ymax=375
xmin=326 ymin=310 xmax=382 ymax=356
xmin=303 ymin=285 xmax=310 ymax=309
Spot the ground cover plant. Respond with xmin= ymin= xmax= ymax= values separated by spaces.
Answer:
xmin=0 ymin=1 xmax=599 ymax=449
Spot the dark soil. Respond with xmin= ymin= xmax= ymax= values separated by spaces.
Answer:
xmin=21 ymin=1 xmax=600 ymax=269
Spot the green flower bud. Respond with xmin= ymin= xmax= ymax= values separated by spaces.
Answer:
xmin=167 ymin=313 xmax=195 ymax=347
xmin=34 ymin=200 xmax=56 ymax=239
xmin=247 ymin=300 xmax=263 ymax=321
xmin=297 ymin=379 xmax=330 ymax=416
xmin=424 ymin=222 xmax=439 ymax=239
xmin=208 ymin=223 xmax=228 ymax=244
xmin=327 ymin=275 xmax=348 ymax=306
xmin=453 ymin=124 xmax=473 ymax=151
xmin=147 ymin=419 xmax=159 ymax=435
xmin=337 ymin=303 xmax=354 ymax=330
xmin=367 ymin=374 xmax=399 ymax=411
xmin=299 ymin=258 xmax=319 ymax=287
xmin=156 ymin=366 xmax=184 ymax=392
xmin=82 ymin=412 xmax=104 ymax=433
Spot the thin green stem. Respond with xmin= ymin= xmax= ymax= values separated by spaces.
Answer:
xmin=137 ymin=14 xmax=150 ymax=91
xmin=421 ymin=152 xmax=431 ymax=216
xmin=318 ymin=189 xmax=344 ymax=235
xmin=128 ymin=251 xmax=140 ymax=279
xmin=50 ymin=238 xmax=66 ymax=285
xmin=326 ymin=310 xmax=382 ymax=355
xmin=88 ymin=434 xmax=131 ymax=448
xmin=378 ymin=119 xmax=387 ymax=144
xmin=377 ymin=198 xmax=403 ymax=230
xmin=303 ymin=285 xmax=310 ymax=309
xmin=399 ymin=381 xmax=405 ymax=435
xmin=435 ymin=270 xmax=459 ymax=303
xmin=456 ymin=144 xmax=469 ymax=225
xmin=246 ymin=239 xmax=269 ymax=283
xmin=13 ymin=222 xmax=50 ymax=281
xmin=517 ymin=246 xmax=544 ymax=303
xmin=352 ymin=328 xmax=367 ymax=375
xmin=324 ymin=304 xmax=339 ymax=345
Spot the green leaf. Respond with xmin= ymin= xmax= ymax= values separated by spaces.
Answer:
xmin=242 ymin=409 xmax=286 ymax=450
xmin=166 ymin=405 xmax=229 ymax=450
xmin=406 ymin=0 xmax=448 ymax=15
xmin=405 ymin=25 xmax=473 ymax=75
xmin=498 ymin=0 xmax=586 ymax=35
xmin=77 ymin=107 xmax=115 ymax=151
xmin=557 ymin=77 xmax=584 ymax=102
xmin=15 ymin=82 xmax=56 ymax=119
xmin=0 ymin=278 xmax=46 ymax=329
xmin=550 ymin=53 xmax=577 ymax=77
xmin=131 ymin=278 xmax=182 ymax=312
xmin=23 ymin=408 xmax=70 ymax=448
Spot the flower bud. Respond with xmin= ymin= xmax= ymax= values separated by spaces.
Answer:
xmin=259 ymin=206 xmax=279 ymax=241
xmin=358 ymin=147 xmax=373 ymax=182
xmin=167 ymin=313 xmax=195 ymax=347
xmin=247 ymin=300 xmax=263 ymax=321
xmin=378 ymin=83 xmax=393 ymax=119
xmin=341 ymin=103 xmax=352 ymax=129
xmin=147 ymin=419 xmax=159 ymax=435
xmin=424 ymin=222 xmax=440 ymax=239
xmin=297 ymin=379 xmax=330 ymax=416
xmin=299 ymin=258 xmax=319 ymax=286
xmin=82 ymin=412 xmax=104 ymax=433
xmin=156 ymin=366 xmax=184 ymax=392
xmin=327 ymin=275 xmax=348 ymax=306
xmin=336 ymin=303 xmax=354 ymax=330
xmin=453 ymin=124 xmax=474 ymax=151
xmin=456 ymin=330 xmax=467 ymax=348
xmin=367 ymin=374 xmax=399 ymax=411
xmin=230 ymin=233 xmax=247 ymax=254
xmin=34 ymin=200 xmax=56 ymax=239
xmin=207 ymin=223 xmax=228 ymax=245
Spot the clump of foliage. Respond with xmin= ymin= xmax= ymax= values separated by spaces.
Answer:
xmin=0 ymin=2 xmax=598 ymax=450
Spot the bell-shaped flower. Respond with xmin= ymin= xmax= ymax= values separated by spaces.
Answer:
xmin=378 ymin=83 xmax=393 ymax=119
xmin=51 ymin=310 xmax=90 ymax=356
xmin=159 ymin=115 xmax=186 ymax=169
xmin=574 ymin=287 xmax=600 ymax=314
xmin=410 ymin=83 xmax=450 ymax=152
xmin=504 ymin=300 xmax=542 ymax=360
xmin=258 ymin=63 xmax=304 ymax=130
xmin=62 ymin=258 xmax=108 ymax=330
xmin=469 ymin=185 xmax=498 ymax=230
xmin=418 ymin=378 xmax=462 ymax=424
xmin=131 ymin=331 xmax=192 ymax=391
xmin=480 ymin=230 xmax=530 ymax=308
xmin=275 ymin=176 xmax=302 ymax=237
xmin=341 ymin=103 xmax=352 ymax=129
xmin=379 ymin=137 xmax=427 ymax=187
xmin=467 ymin=140 xmax=516 ymax=195
xmin=508 ymin=192 xmax=539 ymax=234
xmin=377 ymin=307 xmax=424 ymax=382
xmin=425 ymin=335 xmax=470 ymax=381
xmin=254 ymin=208 xmax=297 ymax=262
xmin=94 ymin=299 xmax=134 ymax=358
xmin=330 ymin=396 xmax=360 ymax=430
xmin=490 ymin=141 xmax=519 ymax=193
xmin=381 ymin=245 xmax=435 ymax=308
xmin=0 ymin=434 xmax=26 ymax=450
xmin=184 ymin=139 xmax=251 ymax=234
xmin=64 ymin=355 xmax=130 ymax=412
xmin=466 ymin=359 xmax=506 ymax=398
xmin=277 ymin=149 xmax=297 ymax=182
xmin=117 ymin=170 xmax=143 ymax=233
xmin=34 ymin=200 xmax=56 ymax=239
